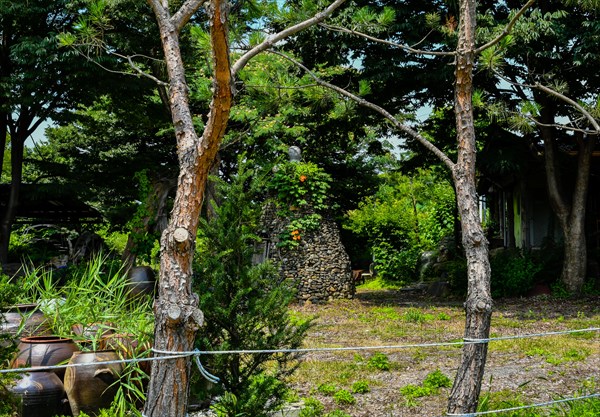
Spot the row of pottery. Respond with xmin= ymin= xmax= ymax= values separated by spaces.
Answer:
xmin=8 ymin=336 xmax=126 ymax=417
xmin=1 ymin=266 xmax=156 ymax=416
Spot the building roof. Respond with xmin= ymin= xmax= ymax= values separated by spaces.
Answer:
xmin=0 ymin=184 xmax=102 ymax=224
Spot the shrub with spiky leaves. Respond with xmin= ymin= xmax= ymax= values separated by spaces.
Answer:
xmin=194 ymin=158 xmax=313 ymax=417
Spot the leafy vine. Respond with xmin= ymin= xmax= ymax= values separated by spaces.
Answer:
xmin=268 ymin=161 xmax=331 ymax=248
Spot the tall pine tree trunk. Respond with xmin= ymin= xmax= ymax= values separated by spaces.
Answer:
xmin=447 ymin=0 xmax=493 ymax=412
xmin=143 ymin=0 xmax=232 ymax=415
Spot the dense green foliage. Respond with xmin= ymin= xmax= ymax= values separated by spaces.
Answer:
xmin=193 ymin=161 xmax=312 ymax=417
xmin=490 ymin=249 xmax=542 ymax=298
xmin=345 ymin=169 xmax=455 ymax=281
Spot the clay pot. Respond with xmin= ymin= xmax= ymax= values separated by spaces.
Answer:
xmin=13 ymin=336 xmax=80 ymax=381
xmin=100 ymin=332 xmax=152 ymax=377
xmin=126 ymin=266 xmax=156 ymax=299
xmin=64 ymin=350 xmax=124 ymax=417
xmin=0 ymin=303 xmax=51 ymax=339
xmin=71 ymin=323 xmax=115 ymax=350
xmin=8 ymin=371 xmax=65 ymax=417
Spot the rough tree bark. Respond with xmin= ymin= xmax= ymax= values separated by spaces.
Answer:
xmin=141 ymin=0 xmax=348 ymax=414
xmin=538 ymin=97 xmax=593 ymax=294
xmin=447 ymin=0 xmax=493 ymax=413
xmin=143 ymin=0 xmax=232 ymax=415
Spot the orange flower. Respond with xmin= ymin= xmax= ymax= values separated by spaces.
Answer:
xmin=291 ymin=230 xmax=300 ymax=235
xmin=299 ymin=175 xmax=307 ymax=182
xmin=292 ymin=235 xmax=301 ymax=241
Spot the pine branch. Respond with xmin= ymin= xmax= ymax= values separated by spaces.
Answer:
xmin=319 ymin=23 xmax=455 ymax=56
xmin=525 ymin=116 xmax=599 ymax=135
xmin=231 ymin=0 xmax=347 ymax=76
xmin=171 ymin=0 xmax=208 ymax=32
xmin=533 ymin=83 xmax=600 ymax=132
xmin=270 ymin=50 xmax=455 ymax=171
xmin=495 ymin=70 xmax=600 ymax=134
xmin=474 ymin=0 xmax=536 ymax=54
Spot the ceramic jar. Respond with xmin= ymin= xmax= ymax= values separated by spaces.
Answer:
xmin=126 ymin=266 xmax=156 ymax=299
xmin=0 ymin=303 xmax=50 ymax=339
xmin=8 ymin=371 xmax=65 ymax=417
xmin=13 ymin=336 xmax=80 ymax=381
xmin=64 ymin=350 xmax=124 ymax=417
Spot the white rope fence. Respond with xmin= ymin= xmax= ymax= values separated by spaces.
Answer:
xmin=1 ymin=326 xmax=598 ymax=416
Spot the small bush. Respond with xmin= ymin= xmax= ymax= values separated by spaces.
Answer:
xmin=300 ymin=397 xmax=324 ymax=417
xmin=372 ymin=243 xmax=420 ymax=282
xmin=423 ymin=369 xmax=452 ymax=389
xmin=400 ymin=369 xmax=452 ymax=404
xmin=333 ymin=389 xmax=356 ymax=405
xmin=351 ymin=380 xmax=370 ymax=394
xmin=400 ymin=384 xmax=434 ymax=399
xmin=403 ymin=308 xmax=433 ymax=323
xmin=437 ymin=312 xmax=451 ymax=320
xmin=317 ymin=383 xmax=338 ymax=396
xmin=367 ymin=352 xmax=390 ymax=371
xmin=490 ymin=249 xmax=541 ymax=297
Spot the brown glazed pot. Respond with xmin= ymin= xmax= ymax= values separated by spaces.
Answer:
xmin=13 ymin=336 xmax=80 ymax=381
xmin=64 ymin=350 xmax=124 ymax=417
xmin=8 ymin=371 xmax=65 ymax=417
xmin=0 ymin=303 xmax=51 ymax=339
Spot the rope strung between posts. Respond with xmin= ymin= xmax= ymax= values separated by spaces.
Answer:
xmin=2 ymin=327 xmax=598 ymax=417
xmin=1 ymin=326 xmax=598 ymax=375
xmin=444 ymin=393 xmax=600 ymax=417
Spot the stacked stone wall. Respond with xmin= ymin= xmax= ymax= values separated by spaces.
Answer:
xmin=261 ymin=203 xmax=354 ymax=303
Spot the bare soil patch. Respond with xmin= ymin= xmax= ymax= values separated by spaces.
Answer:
xmin=287 ymin=290 xmax=600 ymax=417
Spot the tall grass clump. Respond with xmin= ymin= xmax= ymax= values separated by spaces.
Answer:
xmin=193 ymin=160 xmax=313 ymax=417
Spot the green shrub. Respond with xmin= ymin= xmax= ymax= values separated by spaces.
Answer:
xmin=423 ymin=369 xmax=452 ymax=389
xmin=317 ymin=383 xmax=338 ymax=396
xmin=400 ymin=383 xmax=434 ymax=399
xmin=490 ymin=249 xmax=541 ymax=298
xmin=403 ymin=308 xmax=433 ymax=323
xmin=367 ymin=352 xmax=390 ymax=371
xmin=437 ymin=312 xmax=451 ymax=320
xmin=351 ymin=380 xmax=370 ymax=394
xmin=193 ymin=160 xmax=313 ymax=417
xmin=299 ymin=397 xmax=325 ymax=417
xmin=343 ymin=169 xmax=455 ymax=283
xmin=333 ymin=389 xmax=356 ymax=405
xmin=372 ymin=242 xmax=420 ymax=282
xmin=400 ymin=369 xmax=452 ymax=405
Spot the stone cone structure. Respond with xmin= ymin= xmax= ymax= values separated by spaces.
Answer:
xmin=260 ymin=203 xmax=354 ymax=303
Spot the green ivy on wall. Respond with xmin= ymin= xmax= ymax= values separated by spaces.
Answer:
xmin=268 ymin=162 xmax=331 ymax=248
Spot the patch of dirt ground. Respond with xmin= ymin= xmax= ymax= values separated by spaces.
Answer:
xmin=283 ymin=290 xmax=600 ymax=417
